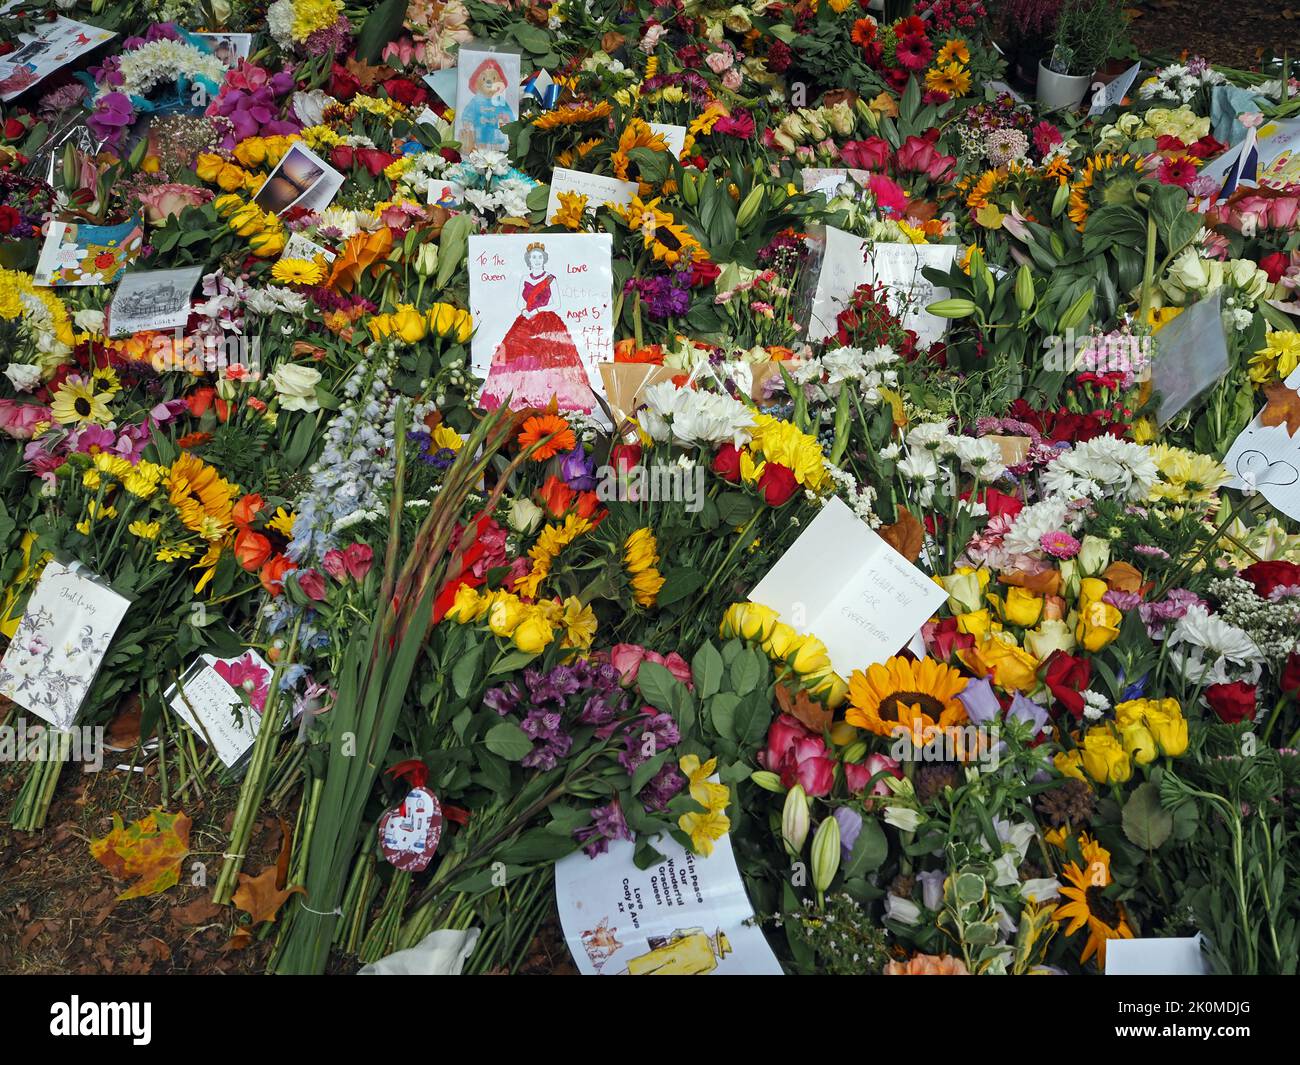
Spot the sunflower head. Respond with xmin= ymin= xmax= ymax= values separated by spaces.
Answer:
xmin=845 ymin=655 xmax=969 ymax=741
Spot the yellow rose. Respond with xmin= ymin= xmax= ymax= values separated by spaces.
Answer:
xmin=487 ymin=593 xmax=526 ymax=637
xmin=444 ymin=584 xmax=485 ymax=623
xmin=513 ymin=611 xmax=555 ymax=653
xmin=195 ymin=153 xmax=225 ymax=183
xmin=721 ymin=601 xmax=778 ymax=642
xmin=1054 ymin=749 xmax=1087 ymax=782
xmin=1076 ymin=577 xmax=1121 ymax=651
xmin=956 ymin=608 xmax=993 ymax=640
xmin=368 ymin=313 xmax=394 ymax=341
xmin=392 ymin=304 xmax=428 ymax=343
xmin=1144 ymin=704 xmax=1188 ymax=757
xmin=1003 ymin=586 xmax=1044 ymax=628
xmin=1120 ymin=722 xmax=1158 ymax=766
xmin=229 ymin=203 xmax=265 ymax=236
xmin=764 ymin=621 xmax=799 ymax=660
xmin=212 ymin=193 xmax=244 ymax=216
xmin=455 ymin=308 xmax=474 ymax=344
xmin=813 ymin=672 xmax=849 ymax=710
xmin=941 ymin=567 xmax=988 ymax=614
xmin=1081 ymin=726 xmax=1132 ymax=785
xmin=217 ymin=163 xmax=248 ymax=192
xmin=1024 ymin=618 xmax=1076 ymax=660
xmin=959 ymin=633 xmax=1039 ymax=691
xmin=428 ymin=302 xmax=459 ymax=338
xmin=249 ymin=229 xmax=286 ymax=257
xmin=788 ymin=634 xmax=831 ymax=676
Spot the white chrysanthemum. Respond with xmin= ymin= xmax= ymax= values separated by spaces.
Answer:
xmin=638 ymin=383 xmax=754 ymax=448
xmin=115 ymin=38 xmax=226 ymax=97
xmin=1042 ymin=437 xmax=1158 ymax=502
xmin=268 ymin=0 xmax=297 ymax=46
xmin=951 ymin=436 xmax=1006 ymax=481
xmin=1002 ymin=498 xmax=1077 ymax=556
xmin=1165 ymin=604 xmax=1263 ymax=686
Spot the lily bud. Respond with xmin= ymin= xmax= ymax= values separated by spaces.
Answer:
xmin=811 ymin=815 xmax=841 ymax=893
xmin=781 ymin=784 xmax=810 ymax=856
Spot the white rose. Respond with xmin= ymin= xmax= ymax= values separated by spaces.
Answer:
xmin=507 ymin=498 xmax=544 ymax=534
xmin=74 ymin=308 xmax=105 ymax=334
xmin=268 ymin=363 xmax=322 ymax=411
xmin=4 ymin=362 xmax=42 ymax=392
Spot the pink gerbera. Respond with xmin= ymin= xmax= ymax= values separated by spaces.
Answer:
xmin=894 ymin=33 xmax=934 ymax=71
xmin=1040 ymin=531 xmax=1081 ymax=559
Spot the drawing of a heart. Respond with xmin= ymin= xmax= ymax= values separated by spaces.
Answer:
xmin=1236 ymin=450 xmax=1299 ymax=488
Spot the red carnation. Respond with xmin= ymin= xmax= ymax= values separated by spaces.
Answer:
xmin=1241 ymin=560 xmax=1300 ymax=599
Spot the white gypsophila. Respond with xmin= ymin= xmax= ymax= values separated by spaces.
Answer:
xmin=1165 ymin=603 xmax=1263 ymax=686
xmin=950 ymin=435 xmax=1006 ymax=481
xmin=1002 ymin=497 xmax=1077 ymax=556
xmin=1041 ymin=437 xmax=1158 ymax=502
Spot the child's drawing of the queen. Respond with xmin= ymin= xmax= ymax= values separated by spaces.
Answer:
xmin=479 ymin=241 xmax=596 ymax=412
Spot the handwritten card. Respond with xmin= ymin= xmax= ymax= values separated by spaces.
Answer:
xmin=748 ymin=496 xmax=947 ymax=677
xmin=165 ymin=651 xmax=278 ymax=768
xmin=555 ymin=826 xmax=782 ymax=975
xmin=801 ymin=167 xmax=872 ymax=199
xmin=0 ymin=561 xmax=131 ymax=732
xmin=649 ymin=122 xmax=687 ymax=157
xmin=1088 ymin=62 xmax=1141 ymax=116
xmin=468 ymin=232 xmax=613 ymax=417
xmin=1223 ymin=364 xmax=1300 ymax=520
xmin=545 ymin=168 xmax=638 ymax=223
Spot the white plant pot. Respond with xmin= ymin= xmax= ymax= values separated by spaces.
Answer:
xmin=1036 ymin=60 xmax=1092 ymax=111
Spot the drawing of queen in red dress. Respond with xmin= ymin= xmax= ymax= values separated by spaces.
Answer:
xmin=479 ymin=242 xmax=597 ymax=413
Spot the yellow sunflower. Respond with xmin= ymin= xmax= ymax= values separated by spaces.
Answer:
xmin=531 ymin=100 xmax=612 ymax=130
xmin=1067 ymin=153 xmax=1145 ymax=232
xmin=620 ymin=196 xmax=703 ymax=267
xmin=553 ymin=190 xmax=589 ymax=230
xmin=844 ymin=656 xmax=969 ymax=741
xmin=1054 ymin=835 xmax=1134 ymax=967
xmin=166 ymin=452 xmax=238 ymax=541
xmin=50 ymin=375 xmax=113 ymax=426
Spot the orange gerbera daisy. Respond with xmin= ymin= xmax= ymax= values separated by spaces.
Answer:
xmin=517 ymin=413 xmax=576 ymax=461
xmin=844 ymin=656 xmax=969 ymax=742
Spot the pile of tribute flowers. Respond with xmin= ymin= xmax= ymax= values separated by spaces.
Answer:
xmin=2 ymin=0 xmax=1300 ymax=977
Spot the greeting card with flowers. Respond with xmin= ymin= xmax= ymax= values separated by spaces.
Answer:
xmin=32 ymin=216 xmax=143 ymax=287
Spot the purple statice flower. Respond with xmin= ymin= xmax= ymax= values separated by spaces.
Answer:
xmin=639 ymin=763 xmax=686 ymax=812
xmin=574 ymin=800 xmax=632 ymax=857
xmin=558 ymin=448 xmax=596 ymax=490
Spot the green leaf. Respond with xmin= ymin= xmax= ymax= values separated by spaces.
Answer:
xmin=484 ymin=721 xmax=533 ymax=762
xmin=842 ymin=816 xmax=887 ymax=878
xmin=732 ymin=688 xmax=772 ymax=750
xmin=709 ymin=691 xmax=739 ymax=741
xmin=655 ymin=567 xmax=706 ymax=607
xmin=637 ymin=660 xmax=685 ymax=713
xmin=692 ymin=642 xmax=724 ymax=700
xmin=1122 ymin=781 xmax=1174 ymax=850
xmin=354 ymin=0 xmax=409 ymax=62
xmin=451 ymin=640 xmax=484 ymax=700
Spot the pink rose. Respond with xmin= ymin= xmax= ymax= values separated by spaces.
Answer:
xmin=138 ymin=182 xmax=212 ymax=225
xmin=845 ymin=752 xmax=903 ymax=796
xmin=610 ymin=644 xmax=693 ymax=687
xmin=895 ymin=135 xmax=956 ymax=183
xmin=759 ymin=713 xmax=808 ymax=772
xmin=722 ymin=68 xmax=743 ymax=92
xmin=342 ymin=542 xmax=373 ymax=580
xmin=840 ymin=136 xmax=891 ymax=172
xmin=1 ymin=400 xmax=52 ymax=440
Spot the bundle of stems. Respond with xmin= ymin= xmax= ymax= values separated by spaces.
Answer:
xmin=270 ymin=402 xmax=542 ymax=974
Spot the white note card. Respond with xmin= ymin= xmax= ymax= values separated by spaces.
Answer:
xmin=748 ymin=496 xmax=947 ymax=677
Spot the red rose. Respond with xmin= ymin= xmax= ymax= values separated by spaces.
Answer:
xmin=355 ymin=148 xmax=397 ymax=176
xmin=1242 ymin=560 xmax=1300 ymax=599
xmin=1283 ymin=651 xmax=1300 ymax=697
xmin=328 ymin=63 xmax=361 ymax=101
xmin=839 ymin=135 xmax=891 ymax=172
xmin=712 ymin=442 xmax=742 ymax=482
xmin=757 ymin=462 xmax=798 ymax=505
xmin=382 ymin=77 xmax=428 ymax=108
xmin=1043 ymin=650 xmax=1090 ymax=720
xmin=0 ymin=205 xmax=19 ymax=234
xmin=3 ymin=117 xmax=24 ymax=140
xmin=1260 ymin=251 xmax=1290 ymax=284
xmin=329 ymin=145 xmax=355 ymax=171
xmin=1205 ymin=681 xmax=1257 ymax=724
xmin=689 ymin=258 xmax=720 ymax=288
xmin=922 ymin=616 xmax=975 ymax=662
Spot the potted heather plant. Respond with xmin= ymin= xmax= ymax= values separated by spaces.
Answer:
xmin=1000 ymin=0 xmax=1064 ymax=90
xmin=1038 ymin=0 xmax=1128 ymax=110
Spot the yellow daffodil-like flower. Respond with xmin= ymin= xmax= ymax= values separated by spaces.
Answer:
xmin=1249 ymin=331 xmax=1300 ymax=384
xmin=128 ymin=520 xmax=161 ymax=540
xmin=679 ymin=754 xmax=730 ymax=811
xmin=845 ymin=656 xmax=969 ymax=741
xmin=1079 ymin=726 xmax=1132 ymax=785
xmin=558 ymin=595 xmax=597 ymax=650
xmin=678 ymin=806 xmax=731 ymax=857
xmin=958 ymin=632 xmax=1040 ymax=691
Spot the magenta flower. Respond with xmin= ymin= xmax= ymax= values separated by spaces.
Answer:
xmin=1040 ymin=531 xmax=1081 ymax=559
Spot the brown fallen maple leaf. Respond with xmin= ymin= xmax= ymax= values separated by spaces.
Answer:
xmin=879 ymin=507 xmax=924 ymax=562
xmin=232 ymin=816 xmax=303 ymax=926
xmin=775 ymin=682 xmax=834 ymax=733
xmin=89 ymin=809 xmax=191 ymax=902
xmin=1260 ymin=380 xmax=1300 ymax=436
